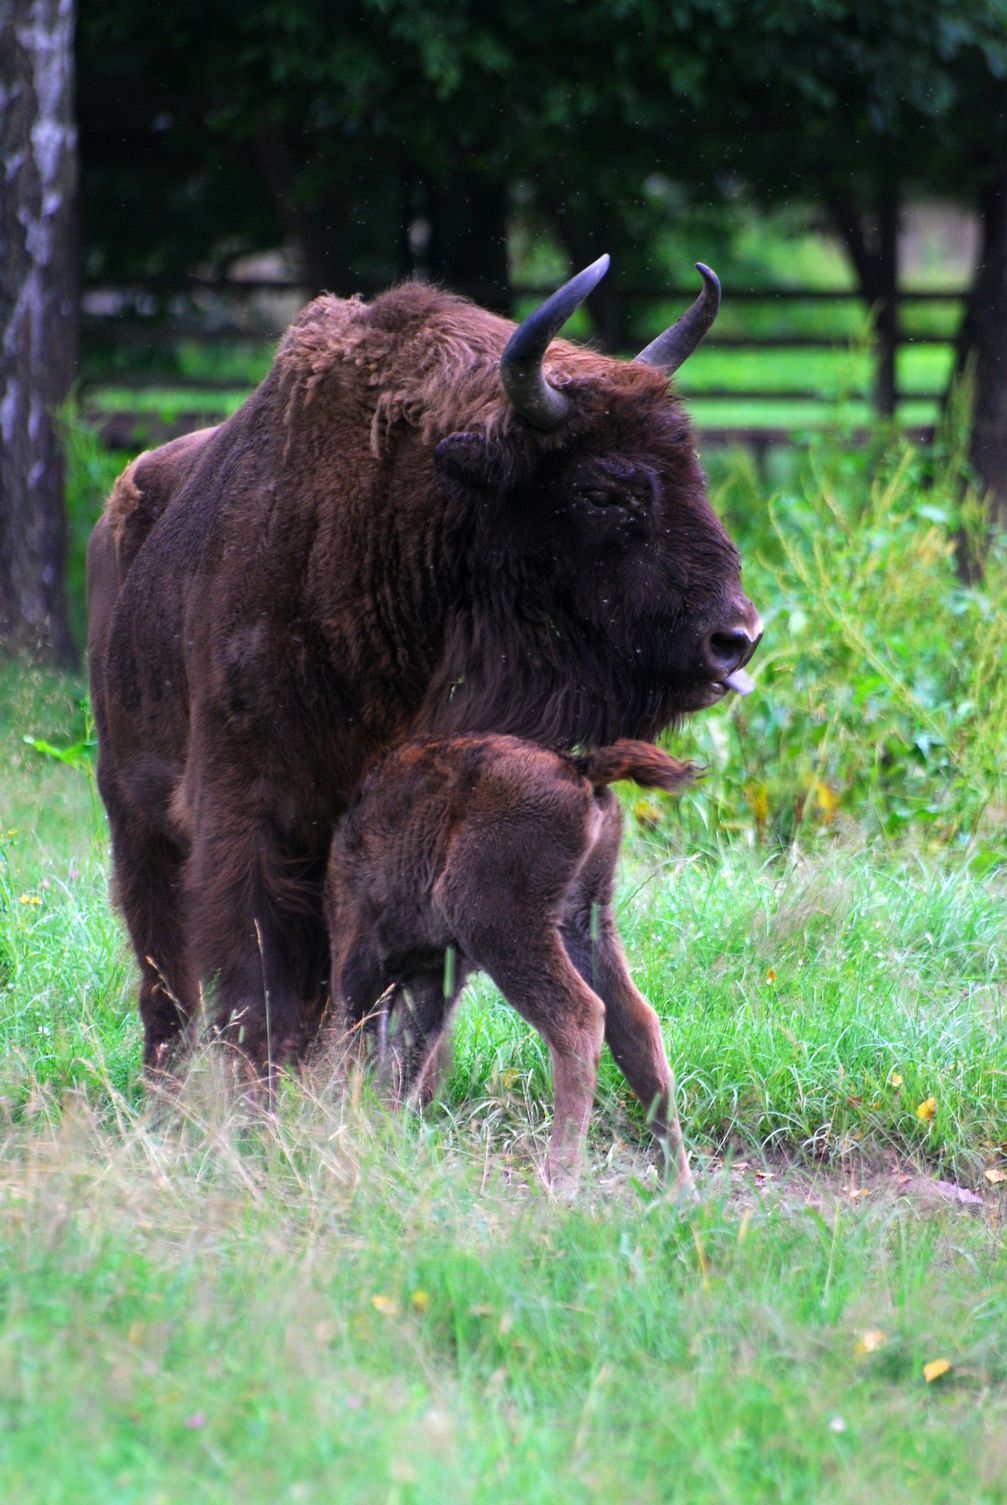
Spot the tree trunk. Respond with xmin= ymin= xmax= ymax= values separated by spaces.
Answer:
xmin=426 ymin=173 xmax=511 ymax=313
xmin=873 ymin=194 xmax=899 ymax=419
xmin=553 ymin=205 xmax=631 ymax=352
xmin=0 ymin=0 xmax=78 ymax=664
xmin=953 ymin=163 xmax=1007 ymax=534
xmin=253 ymin=130 xmax=355 ymax=296
xmin=827 ymin=190 xmax=899 ymax=419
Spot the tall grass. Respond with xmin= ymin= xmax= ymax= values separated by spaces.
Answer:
xmin=669 ymin=427 xmax=1007 ymax=851
xmin=2 ymin=1073 xmax=1007 ymax=1504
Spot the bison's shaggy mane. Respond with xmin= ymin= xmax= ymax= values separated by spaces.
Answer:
xmin=275 ymin=281 xmax=675 ymax=456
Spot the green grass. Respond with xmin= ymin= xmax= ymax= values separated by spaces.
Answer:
xmin=2 ymin=657 xmax=1004 ymax=1179
xmin=3 ymin=1089 xmax=1007 ymax=1504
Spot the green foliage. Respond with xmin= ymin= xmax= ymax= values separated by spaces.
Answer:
xmin=59 ymin=405 xmax=123 ymax=650
xmin=663 ymin=429 xmax=1007 ymax=850
xmin=78 ymin=0 xmax=1007 ymax=286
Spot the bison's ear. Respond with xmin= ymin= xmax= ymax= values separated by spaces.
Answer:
xmin=434 ymin=432 xmax=501 ymax=492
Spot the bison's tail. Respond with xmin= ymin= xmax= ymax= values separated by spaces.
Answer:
xmin=575 ymin=740 xmax=700 ymax=794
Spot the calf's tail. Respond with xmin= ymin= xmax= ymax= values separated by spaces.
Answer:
xmin=574 ymin=739 xmax=700 ymax=794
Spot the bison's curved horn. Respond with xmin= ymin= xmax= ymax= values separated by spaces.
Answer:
xmin=500 ymin=254 xmax=610 ymax=430
xmin=634 ymin=263 xmax=720 ymax=375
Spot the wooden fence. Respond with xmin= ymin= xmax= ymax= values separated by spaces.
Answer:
xmin=80 ymin=277 xmax=966 ymax=451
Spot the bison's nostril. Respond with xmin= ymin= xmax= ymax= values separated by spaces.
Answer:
xmin=706 ymin=628 xmax=753 ymax=674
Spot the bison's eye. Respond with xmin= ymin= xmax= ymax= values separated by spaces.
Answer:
xmin=580 ymin=486 xmax=647 ymax=517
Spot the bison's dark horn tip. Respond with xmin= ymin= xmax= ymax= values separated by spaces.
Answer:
xmin=634 ymin=261 xmax=721 ymax=375
xmin=499 ymin=253 xmax=612 ymax=431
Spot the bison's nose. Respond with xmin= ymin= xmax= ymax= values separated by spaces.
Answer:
xmin=701 ymin=608 xmax=763 ymax=680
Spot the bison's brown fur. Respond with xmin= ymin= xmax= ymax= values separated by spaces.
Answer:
xmin=327 ymin=734 xmax=697 ymax=1189
xmin=87 ymin=277 xmax=758 ymax=1074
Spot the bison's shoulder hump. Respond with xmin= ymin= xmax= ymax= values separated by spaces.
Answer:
xmin=275 ymin=284 xmax=514 ymax=437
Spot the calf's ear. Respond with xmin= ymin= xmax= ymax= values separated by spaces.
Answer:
xmin=434 ymin=432 xmax=501 ymax=492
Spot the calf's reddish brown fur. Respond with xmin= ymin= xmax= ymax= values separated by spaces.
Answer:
xmin=327 ymin=734 xmax=698 ymax=1189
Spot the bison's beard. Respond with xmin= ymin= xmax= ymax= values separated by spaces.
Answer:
xmin=413 ymin=604 xmax=707 ymax=750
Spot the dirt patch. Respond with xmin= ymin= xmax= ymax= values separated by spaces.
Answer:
xmin=586 ymin=1142 xmax=1007 ymax=1231
xmin=692 ymin=1148 xmax=1005 ymax=1228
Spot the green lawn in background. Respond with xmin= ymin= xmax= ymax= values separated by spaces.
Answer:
xmin=80 ymin=342 xmax=957 ymax=439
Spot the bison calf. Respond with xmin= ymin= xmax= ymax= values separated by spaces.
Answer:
xmin=326 ymin=734 xmax=698 ymax=1191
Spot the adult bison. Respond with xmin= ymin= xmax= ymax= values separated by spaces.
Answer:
xmin=87 ymin=256 xmax=761 ymax=1075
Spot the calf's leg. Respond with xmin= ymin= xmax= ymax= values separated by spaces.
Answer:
xmin=386 ymin=959 xmax=469 ymax=1104
xmin=561 ymin=830 xmax=695 ymax=1195
xmin=329 ymin=928 xmax=394 ymax=1069
xmin=456 ymin=925 xmax=605 ymax=1190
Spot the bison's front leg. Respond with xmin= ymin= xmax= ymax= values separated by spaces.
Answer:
xmin=185 ymin=799 xmax=329 ymax=1077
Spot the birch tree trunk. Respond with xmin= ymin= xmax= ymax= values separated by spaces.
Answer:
xmin=0 ymin=0 xmax=78 ymax=663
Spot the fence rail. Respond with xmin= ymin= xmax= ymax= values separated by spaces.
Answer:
xmin=80 ymin=276 xmax=968 ymax=451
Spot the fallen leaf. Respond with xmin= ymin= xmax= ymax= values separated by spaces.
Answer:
xmin=984 ymin=1168 xmax=1007 ymax=1185
xmin=745 ymin=782 xmax=769 ymax=834
xmin=923 ymin=1358 xmax=951 ymax=1384
xmin=934 ymin=1180 xmax=983 ymax=1206
xmin=814 ymin=780 xmax=839 ymax=822
xmin=916 ymin=1097 xmax=937 ymax=1121
xmin=371 ymin=1294 xmax=399 ymax=1316
xmin=855 ymin=1329 xmax=888 ymax=1355
xmin=634 ymin=798 xmax=663 ymax=828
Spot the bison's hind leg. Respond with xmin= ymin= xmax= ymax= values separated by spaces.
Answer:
xmin=104 ymin=796 xmax=198 ymax=1078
